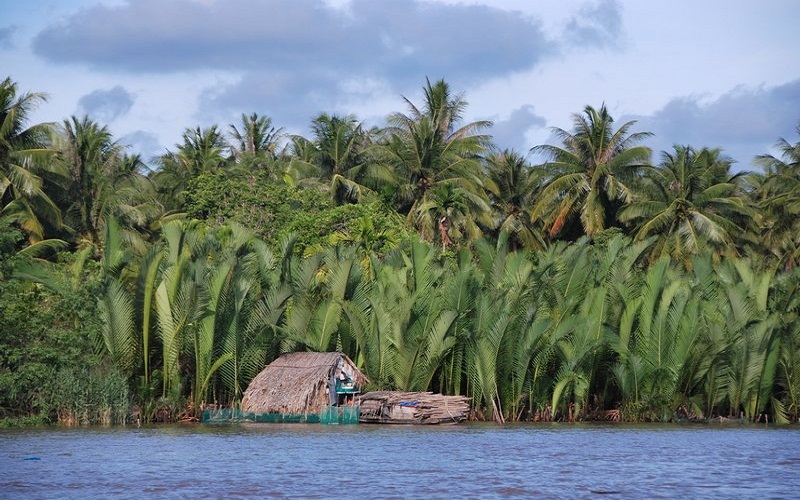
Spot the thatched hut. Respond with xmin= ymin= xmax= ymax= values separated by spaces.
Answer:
xmin=239 ymin=352 xmax=368 ymax=423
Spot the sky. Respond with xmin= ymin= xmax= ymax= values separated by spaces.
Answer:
xmin=2 ymin=0 xmax=798 ymax=171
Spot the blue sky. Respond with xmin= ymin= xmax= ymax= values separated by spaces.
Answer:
xmin=2 ymin=0 xmax=798 ymax=170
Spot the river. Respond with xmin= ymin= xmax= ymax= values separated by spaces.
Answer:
xmin=2 ymin=423 xmax=799 ymax=498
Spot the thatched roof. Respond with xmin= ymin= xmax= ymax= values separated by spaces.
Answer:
xmin=241 ymin=352 xmax=368 ymax=415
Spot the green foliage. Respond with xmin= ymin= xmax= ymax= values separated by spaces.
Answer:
xmin=5 ymin=75 xmax=800 ymax=426
xmin=532 ymin=104 xmax=652 ymax=239
xmin=185 ymin=169 xmax=407 ymax=255
xmin=0 ymin=76 xmax=61 ymax=243
xmin=289 ymin=201 xmax=407 ymax=255
xmin=0 ymin=250 xmax=103 ymax=423
xmin=9 ymin=208 xmax=800 ymax=425
xmin=36 ymin=365 xmax=131 ymax=426
xmin=0 ymin=220 xmax=24 ymax=276
xmin=383 ymin=78 xmax=492 ymax=247
xmin=620 ymin=146 xmax=754 ymax=264
xmin=185 ymin=170 xmax=328 ymax=242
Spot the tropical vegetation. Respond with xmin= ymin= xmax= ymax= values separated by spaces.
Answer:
xmin=1 ymin=75 xmax=799 ymax=426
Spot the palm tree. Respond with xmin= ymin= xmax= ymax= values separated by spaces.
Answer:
xmin=228 ymin=113 xmax=285 ymax=176
xmin=532 ymin=104 xmax=652 ymax=239
xmin=96 ymin=215 xmax=294 ymax=414
xmin=383 ymin=78 xmax=493 ymax=238
xmin=339 ymin=257 xmax=390 ymax=386
xmin=98 ymin=218 xmax=138 ymax=375
xmin=414 ymin=182 xmax=490 ymax=250
xmin=203 ymin=224 xmax=291 ymax=405
xmin=466 ymin=283 xmax=511 ymax=424
xmin=381 ymin=239 xmax=457 ymax=391
xmin=153 ymin=220 xmax=210 ymax=399
xmin=465 ymin=238 xmax=541 ymax=421
xmin=770 ymin=267 xmax=800 ymax=422
xmin=177 ymin=125 xmax=228 ymax=173
xmin=545 ymin=245 xmax=600 ymax=421
xmin=485 ymin=149 xmax=545 ymax=250
xmin=611 ymin=257 xmax=702 ymax=421
xmin=51 ymin=116 xmax=159 ymax=248
xmin=308 ymin=114 xmax=366 ymax=179
xmin=690 ymin=259 xmax=776 ymax=420
xmin=0 ymin=77 xmax=61 ymax=242
xmin=229 ymin=113 xmax=284 ymax=158
xmin=756 ymin=123 xmax=800 ymax=177
xmin=283 ymin=246 xmax=363 ymax=353
xmin=311 ymin=113 xmax=379 ymax=203
xmin=753 ymin=124 xmax=800 ymax=268
xmin=619 ymin=145 xmax=754 ymax=264
xmin=288 ymin=113 xmax=391 ymax=204
xmin=326 ymin=213 xmax=405 ymax=277
xmin=338 ymin=238 xmax=458 ymax=391
xmin=153 ymin=125 xmax=228 ymax=211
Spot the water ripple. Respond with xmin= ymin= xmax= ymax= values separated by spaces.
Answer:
xmin=1 ymin=424 xmax=799 ymax=498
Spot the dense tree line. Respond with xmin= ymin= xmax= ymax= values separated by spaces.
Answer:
xmin=1 ymin=75 xmax=799 ymax=425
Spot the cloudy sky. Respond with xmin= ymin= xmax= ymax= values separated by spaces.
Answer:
xmin=2 ymin=0 xmax=798 ymax=170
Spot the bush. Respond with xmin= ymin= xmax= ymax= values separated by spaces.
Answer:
xmin=185 ymin=170 xmax=409 ymax=254
xmin=0 ymin=247 xmax=105 ymax=424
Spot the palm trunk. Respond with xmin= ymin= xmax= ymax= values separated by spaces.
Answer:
xmin=492 ymin=384 xmax=505 ymax=424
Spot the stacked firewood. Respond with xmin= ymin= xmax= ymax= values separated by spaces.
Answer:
xmin=358 ymin=391 xmax=471 ymax=424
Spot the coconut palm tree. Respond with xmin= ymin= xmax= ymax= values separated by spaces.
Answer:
xmin=414 ymin=182 xmax=491 ymax=250
xmin=310 ymin=113 xmax=382 ymax=203
xmin=0 ymin=77 xmax=61 ymax=242
xmin=532 ymin=104 xmax=652 ymax=239
xmin=485 ymin=149 xmax=545 ymax=250
xmin=153 ymin=125 xmax=228 ymax=211
xmin=383 ymin=78 xmax=493 ymax=238
xmin=619 ymin=145 xmax=754 ymax=264
xmin=308 ymin=114 xmax=366 ymax=180
xmin=284 ymin=114 xmax=386 ymax=202
xmin=229 ymin=113 xmax=284 ymax=159
xmin=228 ymin=113 xmax=285 ymax=176
xmin=755 ymin=123 xmax=800 ymax=181
xmin=753 ymin=124 xmax=800 ymax=268
xmin=177 ymin=125 xmax=228 ymax=174
xmin=52 ymin=116 xmax=159 ymax=248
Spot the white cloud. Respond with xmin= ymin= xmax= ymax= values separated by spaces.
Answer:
xmin=0 ymin=0 xmax=796 ymax=167
xmin=628 ymin=79 xmax=800 ymax=169
xmin=486 ymin=105 xmax=548 ymax=153
xmin=77 ymin=85 xmax=134 ymax=123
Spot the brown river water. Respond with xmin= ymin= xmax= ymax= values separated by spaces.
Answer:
xmin=2 ymin=423 xmax=799 ymax=498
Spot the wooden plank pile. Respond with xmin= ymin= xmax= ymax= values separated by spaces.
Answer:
xmin=358 ymin=391 xmax=471 ymax=424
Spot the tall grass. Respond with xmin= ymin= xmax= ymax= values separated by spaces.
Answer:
xmin=38 ymin=366 xmax=131 ymax=426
